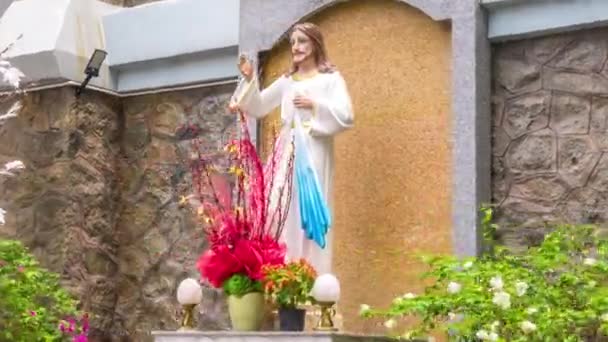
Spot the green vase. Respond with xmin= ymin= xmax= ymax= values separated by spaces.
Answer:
xmin=227 ymin=292 xmax=265 ymax=331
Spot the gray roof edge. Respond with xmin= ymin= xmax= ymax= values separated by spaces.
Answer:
xmin=0 ymin=49 xmax=238 ymax=95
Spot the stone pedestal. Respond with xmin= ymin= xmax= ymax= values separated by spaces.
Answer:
xmin=151 ymin=332 xmax=396 ymax=342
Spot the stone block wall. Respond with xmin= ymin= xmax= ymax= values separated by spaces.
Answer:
xmin=0 ymin=84 xmax=236 ymax=340
xmin=492 ymin=27 xmax=608 ymax=250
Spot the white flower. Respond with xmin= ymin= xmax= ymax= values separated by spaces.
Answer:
xmin=520 ymin=320 xmax=537 ymax=334
xmin=475 ymin=327 xmax=499 ymax=342
xmin=0 ymin=160 xmax=25 ymax=176
xmin=447 ymin=282 xmax=462 ymax=294
xmin=359 ymin=304 xmax=371 ymax=315
xmin=584 ymin=257 xmax=597 ymax=266
xmin=383 ymin=318 xmax=397 ymax=329
xmin=489 ymin=276 xmax=504 ymax=290
xmin=4 ymin=160 xmax=24 ymax=172
xmin=490 ymin=320 xmax=500 ymax=331
xmin=0 ymin=66 xmax=24 ymax=88
xmin=526 ymin=307 xmax=538 ymax=315
xmin=463 ymin=261 xmax=473 ymax=269
xmin=476 ymin=330 xmax=489 ymax=340
xmin=492 ymin=291 xmax=511 ymax=309
xmin=0 ymin=208 xmax=5 ymax=225
xmin=515 ymin=281 xmax=529 ymax=297
xmin=0 ymin=100 xmax=22 ymax=122
xmin=403 ymin=292 xmax=416 ymax=299
xmin=601 ymin=313 xmax=608 ymax=322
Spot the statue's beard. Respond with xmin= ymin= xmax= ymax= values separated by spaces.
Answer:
xmin=294 ymin=53 xmax=314 ymax=66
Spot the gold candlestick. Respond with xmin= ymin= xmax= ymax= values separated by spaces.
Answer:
xmin=314 ymin=301 xmax=338 ymax=331
xmin=179 ymin=304 xmax=196 ymax=330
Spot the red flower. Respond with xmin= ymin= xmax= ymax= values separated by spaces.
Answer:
xmin=191 ymin=112 xmax=293 ymax=288
xmin=197 ymin=247 xmax=243 ymax=288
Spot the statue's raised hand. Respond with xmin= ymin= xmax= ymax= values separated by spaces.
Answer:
xmin=238 ymin=55 xmax=253 ymax=81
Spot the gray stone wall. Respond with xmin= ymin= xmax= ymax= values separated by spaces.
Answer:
xmin=492 ymin=27 xmax=608 ymax=250
xmin=0 ymin=85 xmax=236 ymax=340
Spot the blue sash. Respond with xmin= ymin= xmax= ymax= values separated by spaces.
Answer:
xmin=293 ymin=115 xmax=332 ymax=248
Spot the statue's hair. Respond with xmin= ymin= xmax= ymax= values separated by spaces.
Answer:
xmin=286 ymin=22 xmax=336 ymax=76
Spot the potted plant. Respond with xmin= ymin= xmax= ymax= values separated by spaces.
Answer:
xmin=262 ymin=259 xmax=317 ymax=331
xmin=185 ymin=113 xmax=294 ymax=331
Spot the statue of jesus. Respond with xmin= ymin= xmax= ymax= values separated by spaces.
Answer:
xmin=230 ymin=22 xmax=354 ymax=274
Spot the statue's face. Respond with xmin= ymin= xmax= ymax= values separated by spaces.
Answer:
xmin=290 ymin=29 xmax=314 ymax=65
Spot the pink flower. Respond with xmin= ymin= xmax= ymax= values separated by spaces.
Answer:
xmin=72 ymin=334 xmax=88 ymax=342
xmin=82 ymin=313 xmax=90 ymax=332
xmin=30 ymin=311 xmax=36 ymax=316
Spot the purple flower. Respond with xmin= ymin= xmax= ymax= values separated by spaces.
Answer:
xmin=59 ymin=322 xmax=66 ymax=333
xmin=29 ymin=311 xmax=36 ymax=316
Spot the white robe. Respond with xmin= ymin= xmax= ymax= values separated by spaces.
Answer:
xmin=235 ymin=71 xmax=354 ymax=274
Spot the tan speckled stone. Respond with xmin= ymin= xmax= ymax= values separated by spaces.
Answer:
xmin=260 ymin=0 xmax=453 ymax=334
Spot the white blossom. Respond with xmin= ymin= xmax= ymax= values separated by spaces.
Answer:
xmin=488 ymin=332 xmax=499 ymax=341
xmin=489 ymin=276 xmax=504 ymax=290
xmin=492 ymin=291 xmax=511 ymax=309
xmin=0 ymin=65 xmax=24 ymax=88
xmin=463 ymin=261 xmax=473 ymax=269
xmin=383 ymin=318 xmax=397 ymax=329
xmin=476 ymin=330 xmax=489 ymax=340
xmin=601 ymin=313 xmax=608 ymax=322
xmin=520 ymin=320 xmax=537 ymax=334
xmin=0 ymin=160 xmax=25 ymax=176
xmin=403 ymin=292 xmax=416 ymax=299
xmin=0 ymin=100 xmax=21 ymax=123
xmin=359 ymin=304 xmax=371 ymax=315
xmin=526 ymin=307 xmax=538 ymax=315
xmin=447 ymin=282 xmax=462 ymax=294
xmin=515 ymin=281 xmax=529 ymax=297
xmin=490 ymin=320 xmax=500 ymax=331
xmin=4 ymin=160 xmax=24 ymax=172
xmin=0 ymin=207 xmax=5 ymax=225
xmin=584 ymin=257 xmax=597 ymax=266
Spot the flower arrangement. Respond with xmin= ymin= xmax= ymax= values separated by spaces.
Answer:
xmin=262 ymin=259 xmax=317 ymax=309
xmin=188 ymin=112 xmax=294 ymax=294
xmin=360 ymin=207 xmax=608 ymax=341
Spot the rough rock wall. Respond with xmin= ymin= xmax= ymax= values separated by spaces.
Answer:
xmin=0 ymin=88 xmax=123 ymax=337
xmin=0 ymin=85 xmax=235 ymax=340
xmin=113 ymin=86 xmax=235 ymax=339
xmin=492 ymin=28 xmax=608 ymax=250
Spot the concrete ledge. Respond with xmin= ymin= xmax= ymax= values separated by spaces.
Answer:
xmin=0 ymin=0 xmax=239 ymax=93
xmin=102 ymin=0 xmax=239 ymax=66
xmin=151 ymin=331 xmax=399 ymax=342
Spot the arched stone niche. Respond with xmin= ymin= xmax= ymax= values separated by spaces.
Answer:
xmin=239 ymin=0 xmax=489 ymax=333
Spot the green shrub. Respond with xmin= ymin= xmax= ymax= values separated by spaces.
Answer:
xmin=361 ymin=208 xmax=608 ymax=341
xmin=0 ymin=239 xmax=79 ymax=341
